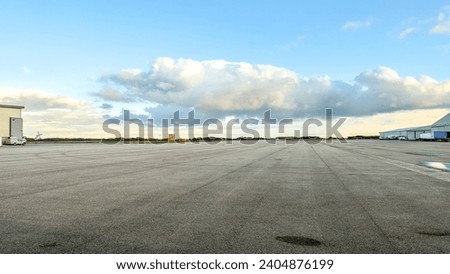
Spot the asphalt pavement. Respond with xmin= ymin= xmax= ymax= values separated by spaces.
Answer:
xmin=0 ymin=140 xmax=449 ymax=253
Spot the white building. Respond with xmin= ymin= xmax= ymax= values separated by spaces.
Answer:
xmin=0 ymin=104 xmax=25 ymax=144
xmin=379 ymin=125 xmax=431 ymax=140
xmin=379 ymin=112 xmax=450 ymax=140
xmin=430 ymin=113 xmax=450 ymax=139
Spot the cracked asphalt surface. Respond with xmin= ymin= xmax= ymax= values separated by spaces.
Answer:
xmin=0 ymin=140 xmax=449 ymax=253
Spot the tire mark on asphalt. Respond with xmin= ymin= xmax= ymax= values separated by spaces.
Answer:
xmin=322 ymin=143 xmax=450 ymax=246
xmin=151 ymin=144 xmax=292 ymax=212
xmin=2 ymin=145 xmax=263 ymax=200
xmin=310 ymin=144 xmax=400 ymax=253
xmin=68 ymin=144 xmax=292 ymax=252
xmin=326 ymin=143 xmax=450 ymax=184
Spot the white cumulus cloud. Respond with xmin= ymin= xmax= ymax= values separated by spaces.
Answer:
xmin=94 ymin=58 xmax=450 ymax=118
xmin=96 ymin=58 xmax=300 ymax=116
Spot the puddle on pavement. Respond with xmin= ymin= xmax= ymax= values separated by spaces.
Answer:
xmin=275 ymin=236 xmax=321 ymax=246
xmin=420 ymin=162 xmax=450 ymax=172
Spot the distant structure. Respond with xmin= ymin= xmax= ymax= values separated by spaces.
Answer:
xmin=0 ymin=104 xmax=25 ymax=144
xmin=168 ymin=134 xmax=175 ymax=143
xmin=35 ymin=131 xmax=43 ymax=141
xmin=379 ymin=113 xmax=450 ymax=140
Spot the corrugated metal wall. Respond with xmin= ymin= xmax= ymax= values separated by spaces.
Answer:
xmin=10 ymin=117 xmax=23 ymax=138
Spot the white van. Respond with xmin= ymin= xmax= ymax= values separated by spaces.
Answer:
xmin=5 ymin=137 xmax=27 ymax=145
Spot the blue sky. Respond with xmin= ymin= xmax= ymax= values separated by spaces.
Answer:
xmin=1 ymin=1 xmax=450 ymax=137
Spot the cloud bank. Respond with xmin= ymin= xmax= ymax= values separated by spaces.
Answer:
xmin=94 ymin=58 xmax=450 ymax=118
xmin=0 ymin=90 xmax=88 ymax=111
xmin=0 ymin=88 xmax=105 ymax=138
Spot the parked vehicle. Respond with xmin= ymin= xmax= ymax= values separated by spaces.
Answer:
xmin=387 ymin=135 xmax=399 ymax=140
xmin=398 ymin=136 xmax=407 ymax=140
xmin=5 ymin=137 xmax=27 ymax=145
xmin=419 ymin=133 xmax=433 ymax=141
xmin=434 ymin=131 xmax=449 ymax=141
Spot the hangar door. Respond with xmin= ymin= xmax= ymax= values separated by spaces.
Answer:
xmin=10 ymin=117 xmax=23 ymax=138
